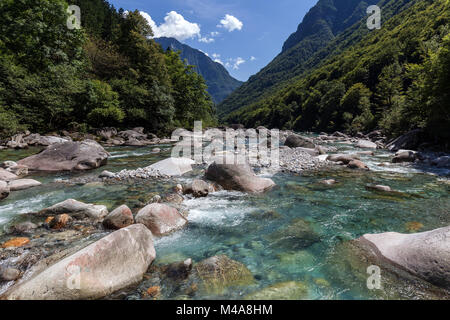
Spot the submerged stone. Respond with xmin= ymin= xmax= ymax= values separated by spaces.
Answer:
xmin=267 ymin=218 xmax=320 ymax=250
xmin=194 ymin=255 xmax=254 ymax=294
xmin=245 ymin=281 xmax=308 ymax=300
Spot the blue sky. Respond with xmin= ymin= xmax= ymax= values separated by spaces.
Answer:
xmin=108 ymin=0 xmax=318 ymax=81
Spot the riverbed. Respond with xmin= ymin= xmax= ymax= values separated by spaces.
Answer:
xmin=0 ymin=139 xmax=449 ymax=300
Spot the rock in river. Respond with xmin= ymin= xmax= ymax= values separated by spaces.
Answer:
xmin=356 ymin=140 xmax=377 ymax=149
xmin=194 ymin=255 xmax=254 ymax=294
xmin=0 ymin=168 xmax=18 ymax=182
xmin=284 ymin=134 xmax=315 ymax=149
xmin=205 ymin=162 xmax=275 ymax=193
xmin=0 ymin=181 xmax=10 ymax=201
xmin=358 ymin=226 xmax=450 ymax=290
xmin=149 ymin=157 xmax=195 ymax=176
xmin=8 ymin=179 xmax=41 ymax=191
xmin=183 ymin=179 xmax=210 ymax=198
xmin=135 ymin=203 xmax=187 ymax=236
xmin=2 ymin=224 xmax=156 ymax=300
xmin=17 ymin=140 xmax=109 ymax=172
xmin=103 ymin=205 xmax=134 ymax=230
xmin=37 ymin=199 xmax=108 ymax=221
xmin=267 ymin=218 xmax=320 ymax=250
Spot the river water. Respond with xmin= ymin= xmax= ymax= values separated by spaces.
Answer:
xmin=0 ymin=140 xmax=449 ymax=300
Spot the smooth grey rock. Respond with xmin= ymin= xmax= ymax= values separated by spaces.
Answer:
xmin=149 ymin=157 xmax=195 ymax=176
xmin=0 ymin=181 xmax=10 ymax=201
xmin=136 ymin=203 xmax=187 ymax=236
xmin=8 ymin=179 xmax=41 ymax=191
xmin=103 ymin=205 xmax=134 ymax=230
xmin=18 ymin=140 xmax=109 ymax=172
xmin=206 ymin=162 xmax=275 ymax=193
xmin=392 ymin=150 xmax=417 ymax=163
xmin=0 ymin=161 xmax=18 ymax=169
xmin=3 ymin=224 xmax=156 ymax=300
xmin=37 ymin=199 xmax=108 ymax=221
xmin=357 ymin=140 xmax=377 ymax=149
xmin=359 ymin=226 xmax=450 ymax=290
xmin=284 ymin=135 xmax=315 ymax=149
xmin=0 ymin=168 xmax=18 ymax=182
xmin=99 ymin=170 xmax=115 ymax=178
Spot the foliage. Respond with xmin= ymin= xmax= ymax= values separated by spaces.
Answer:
xmin=223 ymin=0 xmax=450 ymax=142
xmin=0 ymin=0 xmax=216 ymax=137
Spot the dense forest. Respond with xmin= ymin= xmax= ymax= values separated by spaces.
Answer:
xmin=0 ymin=0 xmax=216 ymax=139
xmin=222 ymin=0 xmax=450 ymax=143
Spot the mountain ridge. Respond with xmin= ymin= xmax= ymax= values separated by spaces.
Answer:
xmin=155 ymin=37 xmax=242 ymax=104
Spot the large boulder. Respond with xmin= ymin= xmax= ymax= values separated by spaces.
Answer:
xmin=183 ymin=179 xmax=210 ymax=198
xmin=284 ymin=135 xmax=315 ymax=149
xmin=2 ymin=224 xmax=156 ymax=300
xmin=102 ymin=205 xmax=134 ymax=230
xmin=386 ymin=129 xmax=424 ymax=152
xmin=135 ymin=203 xmax=187 ymax=236
xmin=37 ymin=199 xmax=108 ymax=221
xmin=0 ymin=168 xmax=18 ymax=181
xmin=0 ymin=181 xmax=10 ymax=201
xmin=392 ymin=150 xmax=417 ymax=163
xmin=8 ymin=179 xmax=41 ymax=191
xmin=205 ymin=162 xmax=275 ymax=193
xmin=357 ymin=139 xmax=377 ymax=149
xmin=149 ymin=157 xmax=195 ymax=176
xmin=357 ymin=226 xmax=450 ymax=290
xmin=24 ymin=134 xmax=70 ymax=146
xmin=18 ymin=140 xmax=109 ymax=172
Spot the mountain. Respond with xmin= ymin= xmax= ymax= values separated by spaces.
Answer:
xmin=221 ymin=0 xmax=450 ymax=143
xmin=155 ymin=37 xmax=243 ymax=104
xmin=218 ymin=0 xmax=369 ymax=117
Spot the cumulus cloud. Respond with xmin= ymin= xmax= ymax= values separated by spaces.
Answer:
xmin=140 ymin=11 xmax=200 ymax=41
xmin=218 ymin=14 xmax=243 ymax=32
xmin=250 ymin=56 xmax=256 ymax=61
xmin=199 ymin=36 xmax=214 ymax=43
xmin=225 ymin=57 xmax=245 ymax=70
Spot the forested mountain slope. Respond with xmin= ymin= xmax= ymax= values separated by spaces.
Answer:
xmin=155 ymin=37 xmax=242 ymax=104
xmin=224 ymin=0 xmax=450 ymax=143
xmin=218 ymin=0 xmax=370 ymax=117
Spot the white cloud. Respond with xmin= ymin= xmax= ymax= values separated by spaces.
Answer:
xmin=140 ymin=11 xmax=200 ymax=41
xmin=212 ymin=53 xmax=221 ymax=59
xmin=210 ymin=31 xmax=220 ymax=37
xmin=233 ymin=57 xmax=245 ymax=69
xmin=225 ymin=57 xmax=245 ymax=70
xmin=250 ymin=56 xmax=256 ymax=61
xmin=218 ymin=14 xmax=243 ymax=32
xmin=199 ymin=36 xmax=214 ymax=43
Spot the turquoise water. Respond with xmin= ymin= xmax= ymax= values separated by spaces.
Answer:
xmin=1 ymin=142 xmax=449 ymax=300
